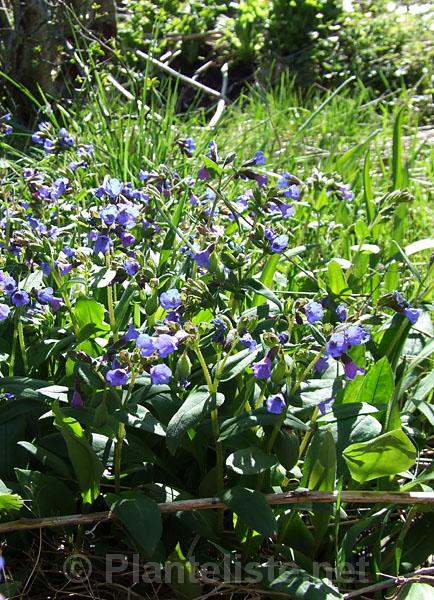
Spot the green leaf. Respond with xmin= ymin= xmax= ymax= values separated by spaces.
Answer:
xmin=353 ymin=357 xmax=394 ymax=406
xmin=226 ymin=447 xmax=276 ymax=475
xmin=221 ymin=486 xmax=277 ymax=537
xmin=0 ymin=491 xmax=23 ymax=513
xmin=202 ymin=155 xmax=222 ymax=178
xmin=364 ymin=148 xmax=375 ymax=224
xmin=302 ymin=429 xmax=336 ymax=491
xmin=400 ymin=583 xmax=434 ymax=600
xmin=53 ymin=405 xmax=104 ymax=503
xmin=73 ymin=297 xmax=110 ymax=339
xmin=327 ymin=260 xmax=349 ymax=295
xmin=159 ymin=192 xmax=187 ymax=269
xmin=269 ymin=568 xmax=343 ymax=599
xmin=116 ymin=404 xmax=166 ymax=437
xmin=15 ymin=469 xmax=75 ymax=516
xmin=274 ymin=430 xmax=299 ymax=471
xmin=343 ymin=429 xmax=416 ymax=483
xmin=392 ymin=106 xmax=405 ymax=191
xmin=217 ymin=347 xmax=261 ymax=382
xmin=218 ymin=409 xmax=307 ymax=441
xmin=107 ymin=491 xmax=162 ymax=558
xmin=166 ymin=387 xmax=225 ymax=454
xmin=405 ymin=238 xmax=434 ymax=256
xmin=242 ymin=277 xmax=282 ymax=310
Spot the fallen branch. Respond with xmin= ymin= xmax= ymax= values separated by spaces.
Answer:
xmin=208 ymin=62 xmax=229 ymax=128
xmin=1 ymin=490 xmax=434 ymax=535
xmin=343 ymin=566 xmax=434 ymax=599
xmin=136 ymin=50 xmax=228 ymax=102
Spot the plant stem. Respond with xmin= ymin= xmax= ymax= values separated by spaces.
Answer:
xmin=106 ymin=252 xmax=118 ymax=342
xmin=194 ymin=344 xmax=224 ymax=532
xmin=17 ymin=318 xmax=29 ymax=373
xmin=114 ymin=372 xmax=137 ymax=494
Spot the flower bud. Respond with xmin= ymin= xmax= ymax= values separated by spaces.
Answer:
xmin=176 ymin=351 xmax=192 ymax=381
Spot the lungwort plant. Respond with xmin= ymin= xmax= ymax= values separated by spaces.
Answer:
xmin=0 ymin=103 xmax=433 ymax=598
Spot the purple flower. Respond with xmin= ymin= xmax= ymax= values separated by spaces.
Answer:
xmin=197 ymin=167 xmax=210 ymax=181
xmin=40 ymin=262 xmax=52 ymax=276
xmin=264 ymin=227 xmax=276 ymax=241
xmin=63 ymin=246 xmax=75 ymax=258
xmin=124 ymin=258 xmax=140 ymax=275
xmin=336 ymin=303 xmax=348 ymax=322
xmin=345 ymin=325 xmax=370 ymax=347
xmin=337 ymin=183 xmax=353 ymax=201
xmin=11 ymin=290 xmax=30 ymax=307
xmin=93 ymin=234 xmax=112 ymax=254
xmin=99 ymin=205 xmax=118 ymax=226
xmin=125 ymin=323 xmax=139 ymax=341
xmin=280 ymin=203 xmax=295 ymax=219
xmin=193 ymin=248 xmax=211 ymax=270
xmin=305 ymin=301 xmax=324 ymax=324
xmin=164 ymin=310 xmax=183 ymax=325
xmin=403 ymin=307 xmax=421 ymax=325
xmin=278 ymin=332 xmax=289 ymax=344
xmin=0 ymin=304 xmax=10 ymax=321
xmin=3 ymin=276 xmax=17 ymax=295
xmin=342 ymin=357 xmax=365 ymax=380
xmin=136 ymin=334 xmax=155 ymax=356
xmin=240 ymin=333 xmax=257 ymax=352
xmin=318 ymin=397 xmax=334 ymax=415
xmin=105 ymin=178 xmax=123 ymax=199
xmin=271 ymin=234 xmax=288 ymax=254
xmin=314 ymin=355 xmax=330 ymax=374
xmin=326 ymin=331 xmax=349 ymax=358
xmin=106 ymin=368 xmax=128 ymax=386
xmin=253 ymin=150 xmax=266 ymax=165
xmin=255 ymin=173 xmax=268 ymax=187
xmin=71 ymin=390 xmax=84 ymax=408
xmin=56 ymin=261 xmax=73 ymax=276
xmin=154 ymin=334 xmax=178 ymax=358
xmin=252 ymin=356 xmax=272 ymax=379
xmin=120 ymin=231 xmax=135 ymax=247
xmin=150 ymin=364 xmax=172 ymax=385
xmin=160 ymin=289 xmax=181 ymax=310
xmin=117 ymin=205 xmax=139 ymax=227
xmin=37 ymin=287 xmax=55 ymax=303
xmin=266 ymin=394 xmax=286 ymax=415
xmin=283 ymin=184 xmax=300 ymax=200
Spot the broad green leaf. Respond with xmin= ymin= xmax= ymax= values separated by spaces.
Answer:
xmin=166 ymin=387 xmax=225 ymax=454
xmin=400 ymin=583 xmax=434 ymax=600
xmin=353 ymin=357 xmax=394 ymax=406
xmin=274 ymin=430 xmax=299 ymax=471
xmin=107 ymin=491 xmax=162 ymax=557
xmin=53 ymin=405 xmax=104 ymax=503
xmin=0 ymin=491 xmax=23 ymax=512
xmin=327 ymin=260 xmax=349 ymax=295
xmin=302 ymin=429 xmax=336 ymax=491
xmin=73 ymin=297 xmax=110 ymax=339
xmin=343 ymin=429 xmax=416 ymax=483
xmin=118 ymin=405 xmax=166 ymax=436
xmin=219 ymin=409 xmax=307 ymax=441
xmin=221 ymin=486 xmax=277 ymax=537
xmin=18 ymin=441 xmax=73 ymax=479
xmin=269 ymin=568 xmax=343 ymax=599
xmin=226 ymin=447 xmax=277 ymax=475
xmin=15 ymin=469 xmax=75 ymax=516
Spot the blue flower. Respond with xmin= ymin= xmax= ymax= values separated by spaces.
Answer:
xmin=283 ymin=184 xmax=300 ymax=200
xmin=264 ymin=227 xmax=276 ymax=241
xmin=253 ymin=150 xmax=266 ymax=165
xmin=240 ymin=332 xmax=257 ymax=352
xmin=154 ymin=334 xmax=178 ymax=358
xmin=211 ymin=317 xmax=227 ymax=343
xmin=119 ymin=231 xmax=135 ymax=247
xmin=318 ymin=397 xmax=334 ymax=415
xmin=11 ymin=290 xmax=30 ymax=307
xmin=37 ymin=287 xmax=55 ymax=303
xmin=266 ymin=394 xmax=286 ymax=414
xmin=252 ymin=356 xmax=272 ymax=379
xmin=305 ymin=301 xmax=324 ymax=324
xmin=326 ymin=331 xmax=349 ymax=358
xmin=278 ymin=332 xmax=289 ymax=344
xmin=125 ymin=323 xmax=139 ymax=341
xmin=314 ymin=355 xmax=330 ymax=374
xmin=403 ymin=307 xmax=421 ymax=325
xmin=0 ymin=304 xmax=10 ymax=321
xmin=342 ymin=357 xmax=365 ymax=380
xmin=193 ymin=248 xmax=211 ymax=270
xmin=3 ymin=276 xmax=17 ymax=295
xmin=344 ymin=325 xmax=370 ymax=346
xmin=99 ymin=205 xmax=118 ymax=226
xmin=160 ymin=289 xmax=182 ymax=310
xmin=105 ymin=178 xmax=123 ymax=198
xmin=93 ymin=234 xmax=112 ymax=254
xmin=106 ymin=368 xmax=128 ymax=386
xmin=136 ymin=334 xmax=155 ymax=356
xmin=336 ymin=303 xmax=348 ymax=321
xmin=124 ymin=258 xmax=140 ymax=275
xmin=271 ymin=234 xmax=288 ymax=254
xmin=150 ymin=364 xmax=172 ymax=385
xmin=71 ymin=390 xmax=84 ymax=408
